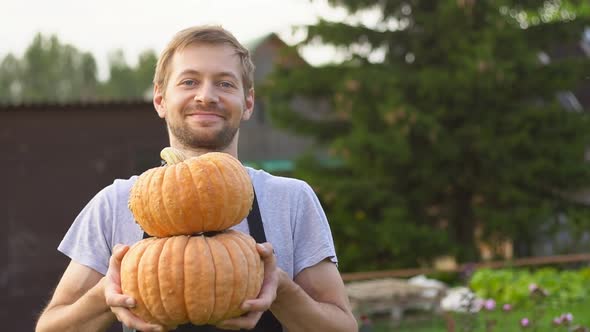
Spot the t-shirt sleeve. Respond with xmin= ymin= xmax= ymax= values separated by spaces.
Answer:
xmin=57 ymin=186 xmax=114 ymax=275
xmin=292 ymin=181 xmax=338 ymax=277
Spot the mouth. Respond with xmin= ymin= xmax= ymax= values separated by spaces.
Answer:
xmin=185 ymin=112 xmax=225 ymax=121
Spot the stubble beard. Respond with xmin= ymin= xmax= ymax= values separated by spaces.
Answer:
xmin=167 ymin=116 xmax=239 ymax=151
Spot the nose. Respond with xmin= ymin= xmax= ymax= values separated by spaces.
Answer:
xmin=193 ymin=81 xmax=219 ymax=105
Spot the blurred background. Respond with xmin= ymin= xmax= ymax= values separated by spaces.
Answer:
xmin=2 ymin=0 xmax=590 ymax=331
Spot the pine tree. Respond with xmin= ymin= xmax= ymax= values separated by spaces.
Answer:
xmin=264 ymin=0 xmax=590 ymax=271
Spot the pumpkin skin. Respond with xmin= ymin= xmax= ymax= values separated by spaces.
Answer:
xmin=121 ymin=230 xmax=264 ymax=328
xmin=128 ymin=152 xmax=254 ymax=237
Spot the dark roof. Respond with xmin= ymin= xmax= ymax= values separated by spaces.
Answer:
xmin=0 ymin=99 xmax=152 ymax=112
xmin=244 ymin=33 xmax=283 ymax=52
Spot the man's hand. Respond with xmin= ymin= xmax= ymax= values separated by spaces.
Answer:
xmin=104 ymin=244 xmax=165 ymax=332
xmin=215 ymin=243 xmax=280 ymax=330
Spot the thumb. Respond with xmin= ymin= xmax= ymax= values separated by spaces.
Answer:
xmin=111 ymin=244 xmax=130 ymax=264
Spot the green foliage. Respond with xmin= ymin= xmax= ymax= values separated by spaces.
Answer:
xmin=98 ymin=49 xmax=157 ymax=100
xmin=264 ymin=0 xmax=590 ymax=271
xmin=0 ymin=33 xmax=99 ymax=103
xmin=0 ymin=33 xmax=157 ymax=103
xmin=470 ymin=267 xmax=590 ymax=306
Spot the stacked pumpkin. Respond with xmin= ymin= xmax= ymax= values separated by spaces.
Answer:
xmin=121 ymin=148 xmax=263 ymax=329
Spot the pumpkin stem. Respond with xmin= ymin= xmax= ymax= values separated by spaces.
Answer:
xmin=160 ymin=147 xmax=187 ymax=165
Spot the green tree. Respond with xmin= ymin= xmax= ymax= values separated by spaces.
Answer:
xmin=0 ymin=33 xmax=157 ymax=103
xmin=99 ymin=49 xmax=157 ymax=100
xmin=135 ymin=50 xmax=158 ymax=93
xmin=0 ymin=33 xmax=98 ymax=103
xmin=19 ymin=33 xmax=99 ymax=102
xmin=0 ymin=54 xmax=22 ymax=102
xmin=265 ymin=0 xmax=590 ymax=271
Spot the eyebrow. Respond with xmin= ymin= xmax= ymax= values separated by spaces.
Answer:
xmin=176 ymin=69 xmax=239 ymax=82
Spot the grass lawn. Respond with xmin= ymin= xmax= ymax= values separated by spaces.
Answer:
xmin=371 ymin=300 xmax=590 ymax=331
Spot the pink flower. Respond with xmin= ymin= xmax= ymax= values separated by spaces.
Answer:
xmin=502 ymin=303 xmax=512 ymax=311
xmin=553 ymin=317 xmax=563 ymax=326
xmin=520 ymin=318 xmax=530 ymax=328
xmin=528 ymin=283 xmax=538 ymax=292
xmin=561 ymin=313 xmax=573 ymax=323
xmin=484 ymin=299 xmax=496 ymax=311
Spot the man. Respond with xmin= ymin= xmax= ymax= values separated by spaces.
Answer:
xmin=35 ymin=25 xmax=357 ymax=332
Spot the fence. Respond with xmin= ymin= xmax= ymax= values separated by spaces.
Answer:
xmin=341 ymin=253 xmax=590 ymax=282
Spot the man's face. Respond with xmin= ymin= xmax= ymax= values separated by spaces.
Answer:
xmin=154 ymin=43 xmax=253 ymax=151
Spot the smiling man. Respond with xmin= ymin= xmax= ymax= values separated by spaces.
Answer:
xmin=35 ymin=26 xmax=358 ymax=332
xmin=156 ymin=42 xmax=251 ymax=152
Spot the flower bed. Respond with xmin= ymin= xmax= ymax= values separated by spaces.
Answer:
xmin=366 ymin=267 xmax=590 ymax=331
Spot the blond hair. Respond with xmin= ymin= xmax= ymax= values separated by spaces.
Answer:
xmin=154 ymin=25 xmax=255 ymax=95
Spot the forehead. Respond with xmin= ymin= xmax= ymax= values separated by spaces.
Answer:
xmin=169 ymin=42 xmax=242 ymax=79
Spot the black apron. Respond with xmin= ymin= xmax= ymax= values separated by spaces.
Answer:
xmin=126 ymin=190 xmax=283 ymax=332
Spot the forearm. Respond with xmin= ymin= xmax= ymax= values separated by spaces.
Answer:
xmin=36 ymin=277 xmax=116 ymax=332
xmin=270 ymin=271 xmax=357 ymax=332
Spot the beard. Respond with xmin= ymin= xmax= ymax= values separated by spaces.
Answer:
xmin=167 ymin=105 xmax=240 ymax=151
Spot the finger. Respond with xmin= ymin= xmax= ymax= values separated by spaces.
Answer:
xmin=242 ymin=246 xmax=279 ymax=313
xmin=110 ymin=244 xmax=130 ymax=265
xmin=106 ymin=244 xmax=130 ymax=290
xmin=256 ymin=244 xmax=277 ymax=271
xmin=244 ymin=279 xmax=278 ymax=310
xmin=112 ymin=307 xmax=165 ymax=332
xmin=256 ymin=243 xmax=274 ymax=258
xmin=107 ymin=245 xmax=130 ymax=283
xmin=242 ymin=278 xmax=277 ymax=312
xmin=242 ymin=296 xmax=272 ymax=312
xmin=216 ymin=310 xmax=263 ymax=330
xmin=105 ymin=292 xmax=136 ymax=308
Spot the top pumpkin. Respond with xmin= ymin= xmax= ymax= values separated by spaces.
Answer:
xmin=128 ymin=151 xmax=253 ymax=237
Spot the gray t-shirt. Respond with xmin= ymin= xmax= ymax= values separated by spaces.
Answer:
xmin=58 ymin=167 xmax=337 ymax=279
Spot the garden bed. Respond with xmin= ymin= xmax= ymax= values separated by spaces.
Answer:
xmin=359 ymin=267 xmax=590 ymax=332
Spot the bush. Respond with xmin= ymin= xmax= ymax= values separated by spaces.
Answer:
xmin=469 ymin=267 xmax=590 ymax=307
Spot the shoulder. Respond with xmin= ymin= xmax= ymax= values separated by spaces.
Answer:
xmin=246 ymin=167 xmax=322 ymax=216
xmin=110 ymin=175 xmax=139 ymax=193
xmin=98 ymin=176 xmax=139 ymax=200
xmin=247 ymin=167 xmax=312 ymax=194
xmin=79 ymin=176 xmax=140 ymax=214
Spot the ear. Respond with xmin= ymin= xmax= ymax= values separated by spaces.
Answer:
xmin=242 ymin=88 xmax=255 ymax=121
xmin=153 ymin=84 xmax=166 ymax=119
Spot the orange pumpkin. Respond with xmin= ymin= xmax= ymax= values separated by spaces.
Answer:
xmin=128 ymin=151 xmax=253 ymax=237
xmin=121 ymin=230 xmax=264 ymax=328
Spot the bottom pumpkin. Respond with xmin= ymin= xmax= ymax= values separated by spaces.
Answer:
xmin=120 ymin=230 xmax=264 ymax=328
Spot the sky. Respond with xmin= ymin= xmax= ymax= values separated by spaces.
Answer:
xmin=1 ymin=0 xmax=353 ymax=80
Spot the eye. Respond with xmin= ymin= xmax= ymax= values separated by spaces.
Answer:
xmin=181 ymin=79 xmax=197 ymax=87
xmin=219 ymin=81 xmax=235 ymax=89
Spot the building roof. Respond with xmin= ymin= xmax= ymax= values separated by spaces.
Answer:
xmin=244 ymin=33 xmax=278 ymax=52
xmin=0 ymin=99 xmax=151 ymax=112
